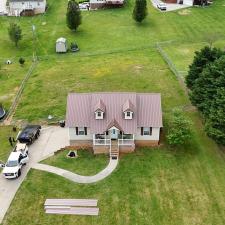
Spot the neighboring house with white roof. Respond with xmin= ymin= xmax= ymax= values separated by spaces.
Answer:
xmin=66 ymin=92 xmax=163 ymax=157
xmin=8 ymin=0 xmax=46 ymax=16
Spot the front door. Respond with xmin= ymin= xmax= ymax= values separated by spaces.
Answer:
xmin=110 ymin=129 xmax=118 ymax=140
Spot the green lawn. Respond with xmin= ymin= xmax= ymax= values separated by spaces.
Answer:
xmin=14 ymin=49 xmax=187 ymax=122
xmin=42 ymin=149 xmax=108 ymax=176
xmin=0 ymin=61 xmax=32 ymax=109
xmin=0 ymin=126 xmax=14 ymax=165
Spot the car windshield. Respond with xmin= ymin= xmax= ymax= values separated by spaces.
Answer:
xmin=6 ymin=160 xmax=18 ymax=167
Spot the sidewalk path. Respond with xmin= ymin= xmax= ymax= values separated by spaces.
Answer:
xmin=32 ymin=158 xmax=118 ymax=184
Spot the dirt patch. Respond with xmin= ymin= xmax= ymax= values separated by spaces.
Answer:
xmin=178 ymin=9 xmax=191 ymax=15
xmin=134 ymin=65 xmax=143 ymax=73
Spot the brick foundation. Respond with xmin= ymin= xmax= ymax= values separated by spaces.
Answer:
xmin=135 ymin=140 xmax=159 ymax=147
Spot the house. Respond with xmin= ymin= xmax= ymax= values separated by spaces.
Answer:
xmin=8 ymin=0 xmax=46 ymax=16
xmin=66 ymin=92 xmax=163 ymax=156
xmin=90 ymin=0 xmax=124 ymax=10
xmin=164 ymin=0 xmax=193 ymax=6
xmin=56 ymin=38 xmax=68 ymax=53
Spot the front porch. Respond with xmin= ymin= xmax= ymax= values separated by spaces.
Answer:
xmin=92 ymin=133 xmax=135 ymax=156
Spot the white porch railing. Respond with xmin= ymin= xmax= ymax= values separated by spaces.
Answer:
xmin=118 ymin=139 xmax=134 ymax=146
xmin=93 ymin=138 xmax=111 ymax=146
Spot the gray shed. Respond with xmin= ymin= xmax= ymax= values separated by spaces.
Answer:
xmin=56 ymin=37 xmax=68 ymax=53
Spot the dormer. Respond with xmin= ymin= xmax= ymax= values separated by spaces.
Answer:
xmin=94 ymin=99 xmax=106 ymax=120
xmin=123 ymin=99 xmax=134 ymax=120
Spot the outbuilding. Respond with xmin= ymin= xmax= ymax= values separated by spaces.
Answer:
xmin=56 ymin=37 xmax=68 ymax=53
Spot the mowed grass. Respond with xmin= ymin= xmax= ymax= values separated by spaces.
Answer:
xmin=162 ymin=40 xmax=225 ymax=72
xmin=15 ymin=49 xmax=188 ymax=121
xmin=0 ymin=61 xmax=32 ymax=109
xmin=3 ymin=112 xmax=225 ymax=225
xmin=42 ymin=149 xmax=108 ymax=176
xmin=0 ymin=0 xmax=225 ymax=58
xmin=0 ymin=126 xmax=14 ymax=164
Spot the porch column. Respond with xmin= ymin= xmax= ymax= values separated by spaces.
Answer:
xmin=93 ymin=134 xmax=95 ymax=145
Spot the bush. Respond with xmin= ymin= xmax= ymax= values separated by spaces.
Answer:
xmin=19 ymin=57 xmax=25 ymax=65
xmin=167 ymin=109 xmax=192 ymax=146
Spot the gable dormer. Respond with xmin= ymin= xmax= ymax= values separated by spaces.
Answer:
xmin=123 ymin=99 xmax=134 ymax=120
xmin=94 ymin=99 xmax=106 ymax=120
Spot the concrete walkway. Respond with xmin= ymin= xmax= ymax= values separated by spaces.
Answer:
xmin=32 ymin=158 xmax=118 ymax=184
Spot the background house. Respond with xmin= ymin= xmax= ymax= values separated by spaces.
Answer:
xmin=90 ymin=0 xmax=124 ymax=10
xmin=66 ymin=93 xmax=163 ymax=156
xmin=8 ymin=0 xmax=46 ymax=16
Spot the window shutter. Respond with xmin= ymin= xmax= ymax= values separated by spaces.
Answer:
xmin=84 ymin=127 xmax=87 ymax=135
xmin=75 ymin=127 xmax=78 ymax=135
xmin=150 ymin=127 xmax=152 ymax=136
xmin=106 ymin=131 xmax=109 ymax=135
xmin=120 ymin=131 xmax=122 ymax=135
xmin=141 ymin=127 xmax=143 ymax=136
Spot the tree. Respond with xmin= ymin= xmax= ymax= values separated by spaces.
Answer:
xmin=66 ymin=0 xmax=82 ymax=31
xmin=186 ymin=46 xmax=223 ymax=89
xmin=8 ymin=23 xmax=22 ymax=47
xmin=189 ymin=56 xmax=225 ymax=145
xmin=19 ymin=57 xmax=25 ymax=66
xmin=167 ymin=109 xmax=192 ymax=146
xmin=132 ymin=0 xmax=147 ymax=23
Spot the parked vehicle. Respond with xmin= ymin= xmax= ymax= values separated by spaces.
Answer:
xmin=2 ymin=151 xmax=29 ymax=179
xmin=70 ymin=42 xmax=79 ymax=52
xmin=157 ymin=2 xmax=167 ymax=10
xmin=17 ymin=125 xmax=41 ymax=145
xmin=79 ymin=2 xmax=90 ymax=10
xmin=0 ymin=104 xmax=6 ymax=120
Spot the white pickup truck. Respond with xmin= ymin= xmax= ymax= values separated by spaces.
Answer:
xmin=2 ymin=143 xmax=29 ymax=179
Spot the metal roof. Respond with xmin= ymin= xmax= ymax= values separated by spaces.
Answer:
xmin=66 ymin=92 xmax=163 ymax=134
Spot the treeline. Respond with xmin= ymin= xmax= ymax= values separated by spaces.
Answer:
xmin=186 ymin=46 xmax=225 ymax=145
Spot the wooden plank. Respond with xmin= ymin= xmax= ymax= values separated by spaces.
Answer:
xmin=44 ymin=206 xmax=71 ymax=210
xmin=45 ymin=207 xmax=99 ymax=216
xmin=45 ymin=199 xmax=98 ymax=207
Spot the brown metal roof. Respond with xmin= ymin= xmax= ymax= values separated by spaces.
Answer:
xmin=122 ymin=99 xmax=135 ymax=112
xmin=94 ymin=99 xmax=106 ymax=112
xmin=66 ymin=92 xmax=163 ymax=134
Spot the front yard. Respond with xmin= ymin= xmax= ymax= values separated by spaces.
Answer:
xmin=42 ymin=149 xmax=108 ymax=176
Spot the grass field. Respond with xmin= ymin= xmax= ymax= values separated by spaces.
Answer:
xmin=0 ymin=0 xmax=225 ymax=224
xmin=0 ymin=126 xmax=14 ymax=164
xmin=42 ymin=149 xmax=108 ymax=176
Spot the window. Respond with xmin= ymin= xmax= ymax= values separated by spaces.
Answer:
xmin=124 ymin=111 xmax=133 ymax=120
xmin=76 ymin=127 xmax=87 ymax=135
xmin=95 ymin=111 xmax=104 ymax=119
xmin=142 ymin=127 xmax=152 ymax=136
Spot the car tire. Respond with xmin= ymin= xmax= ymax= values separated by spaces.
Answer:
xmin=17 ymin=169 xmax=21 ymax=177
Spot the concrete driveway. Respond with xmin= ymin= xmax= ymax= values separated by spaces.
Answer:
xmin=151 ymin=0 xmax=191 ymax=12
xmin=0 ymin=126 xmax=69 ymax=224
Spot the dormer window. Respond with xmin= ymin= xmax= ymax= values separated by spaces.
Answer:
xmin=123 ymin=99 xmax=134 ymax=120
xmin=94 ymin=99 xmax=106 ymax=120
xmin=124 ymin=111 xmax=133 ymax=120
xmin=95 ymin=110 xmax=104 ymax=119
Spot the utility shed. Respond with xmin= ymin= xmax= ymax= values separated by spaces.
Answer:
xmin=56 ymin=37 xmax=68 ymax=53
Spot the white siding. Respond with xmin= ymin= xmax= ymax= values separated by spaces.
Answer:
xmin=69 ymin=127 xmax=92 ymax=141
xmin=9 ymin=0 xmax=46 ymax=15
xmin=135 ymin=127 xmax=160 ymax=141
xmin=56 ymin=42 xmax=67 ymax=53
xmin=183 ymin=0 xmax=193 ymax=6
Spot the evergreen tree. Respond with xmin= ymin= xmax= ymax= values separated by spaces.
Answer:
xmin=66 ymin=0 xmax=82 ymax=31
xmin=186 ymin=46 xmax=223 ymax=89
xmin=8 ymin=23 xmax=22 ymax=47
xmin=132 ymin=0 xmax=147 ymax=23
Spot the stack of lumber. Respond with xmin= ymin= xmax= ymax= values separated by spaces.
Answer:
xmin=44 ymin=199 xmax=99 ymax=216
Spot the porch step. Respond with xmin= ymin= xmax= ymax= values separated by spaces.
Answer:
xmin=110 ymin=144 xmax=119 ymax=159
